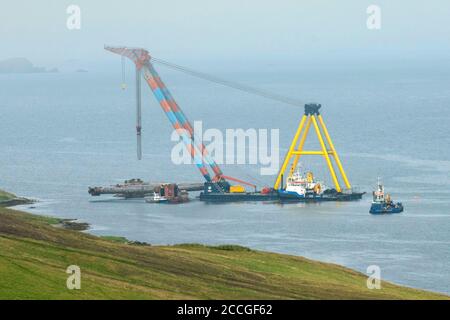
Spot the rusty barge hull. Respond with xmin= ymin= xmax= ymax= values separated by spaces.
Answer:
xmin=88 ymin=182 xmax=204 ymax=198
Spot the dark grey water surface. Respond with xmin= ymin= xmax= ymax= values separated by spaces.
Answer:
xmin=1 ymin=64 xmax=449 ymax=294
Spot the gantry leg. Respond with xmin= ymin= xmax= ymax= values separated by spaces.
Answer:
xmin=311 ymin=115 xmax=341 ymax=192
xmin=289 ymin=116 xmax=312 ymax=176
xmin=274 ymin=115 xmax=307 ymax=190
xmin=317 ymin=115 xmax=351 ymax=189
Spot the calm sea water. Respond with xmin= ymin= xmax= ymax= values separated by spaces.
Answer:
xmin=1 ymin=63 xmax=449 ymax=294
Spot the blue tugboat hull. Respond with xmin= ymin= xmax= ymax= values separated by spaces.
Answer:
xmin=370 ymin=202 xmax=404 ymax=214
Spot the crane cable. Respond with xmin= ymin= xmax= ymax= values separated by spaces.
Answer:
xmin=151 ymin=57 xmax=305 ymax=107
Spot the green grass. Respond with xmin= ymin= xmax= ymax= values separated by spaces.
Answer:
xmin=175 ymin=243 xmax=252 ymax=251
xmin=0 ymin=207 xmax=447 ymax=300
xmin=0 ymin=189 xmax=16 ymax=202
xmin=100 ymin=236 xmax=130 ymax=244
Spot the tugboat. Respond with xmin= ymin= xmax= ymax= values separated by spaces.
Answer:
xmin=369 ymin=180 xmax=403 ymax=214
xmin=144 ymin=192 xmax=168 ymax=204
xmin=145 ymin=183 xmax=189 ymax=204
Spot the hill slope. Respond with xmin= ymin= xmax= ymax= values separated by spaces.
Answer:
xmin=0 ymin=189 xmax=16 ymax=202
xmin=0 ymin=189 xmax=33 ymax=207
xmin=0 ymin=207 xmax=446 ymax=299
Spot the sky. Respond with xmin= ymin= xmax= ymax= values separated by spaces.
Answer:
xmin=0 ymin=0 xmax=449 ymax=69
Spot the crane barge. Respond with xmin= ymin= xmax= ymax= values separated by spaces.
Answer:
xmin=97 ymin=46 xmax=364 ymax=203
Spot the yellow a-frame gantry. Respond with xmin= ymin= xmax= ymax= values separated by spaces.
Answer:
xmin=274 ymin=104 xmax=351 ymax=193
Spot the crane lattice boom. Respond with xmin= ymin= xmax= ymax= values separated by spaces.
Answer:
xmin=105 ymin=46 xmax=251 ymax=188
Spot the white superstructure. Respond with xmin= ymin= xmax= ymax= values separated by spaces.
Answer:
xmin=285 ymin=170 xmax=325 ymax=197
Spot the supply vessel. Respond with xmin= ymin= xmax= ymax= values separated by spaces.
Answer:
xmin=277 ymin=170 xmax=363 ymax=202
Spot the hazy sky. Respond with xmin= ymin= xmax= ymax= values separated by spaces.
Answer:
xmin=1 ymin=0 xmax=449 ymax=68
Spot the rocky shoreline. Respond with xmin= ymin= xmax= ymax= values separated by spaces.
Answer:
xmin=53 ymin=219 xmax=90 ymax=231
xmin=0 ymin=197 xmax=35 ymax=208
xmin=0 ymin=189 xmax=89 ymax=231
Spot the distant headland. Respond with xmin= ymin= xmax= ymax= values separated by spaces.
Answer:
xmin=0 ymin=57 xmax=58 ymax=74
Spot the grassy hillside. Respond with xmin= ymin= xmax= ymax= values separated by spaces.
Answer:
xmin=0 ymin=207 xmax=447 ymax=300
xmin=0 ymin=189 xmax=33 ymax=207
xmin=0 ymin=189 xmax=16 ymax=202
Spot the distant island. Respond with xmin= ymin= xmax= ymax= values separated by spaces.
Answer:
xmin=0 ymin=57 xmax=58 ymax=74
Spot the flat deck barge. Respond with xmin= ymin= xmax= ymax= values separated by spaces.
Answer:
xmin=199 ymin=190 xmax=364 ymax=203
xmin=199 ymin=191 xmax=280 ymax=202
